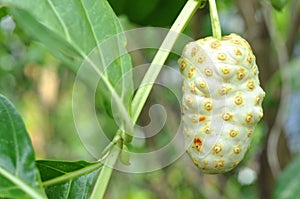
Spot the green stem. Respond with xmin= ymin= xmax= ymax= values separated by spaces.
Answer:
xmin=90 ymin=144 xmax=121 ymax=199
xmin=42 ymin=162 xmax=103 ymax=187
xmin=131 ymin=0 xmax=201 ymax=124
xmin=208 ymin=0 xmax=222 ymax=39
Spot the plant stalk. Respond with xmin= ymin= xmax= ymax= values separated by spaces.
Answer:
xmin=42 ymin=162 xmax=103 ymax=187
xmin=208 ymin=0 xmax=222 ymax=39
xmin=90 ymin=143 xmax=121 ymax=199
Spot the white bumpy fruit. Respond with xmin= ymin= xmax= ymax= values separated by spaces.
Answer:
xmin=178 ymin=33 xmax=265 ymax=174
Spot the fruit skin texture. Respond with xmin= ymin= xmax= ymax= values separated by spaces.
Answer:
xmin=178 ymin=33 xmax=265 ymax=174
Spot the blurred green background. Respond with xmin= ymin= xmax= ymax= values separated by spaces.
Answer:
xmin=0 ymin=0 xmax=300 ymax=198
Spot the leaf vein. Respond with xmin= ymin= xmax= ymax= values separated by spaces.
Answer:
xmin=46 ymin=0 xmax=71 ymax=41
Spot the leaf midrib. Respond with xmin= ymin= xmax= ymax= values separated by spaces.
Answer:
xmin=46 ymin=0 xmax=71 ymax=41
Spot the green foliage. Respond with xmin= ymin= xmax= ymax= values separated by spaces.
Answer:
xmin=273 ymin=155 xmax=300 ymax=199
xmin=0 ymin=94 xmax=46 ymax=199
xmin=1 ymin=0 xmax=133 ymax=130
xmin=37 ymin=160 xmax=101 ymax=199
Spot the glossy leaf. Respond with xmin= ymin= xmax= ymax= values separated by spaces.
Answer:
xmin=273 ymin=155 xmax=300 ymax=199
xmin=37 ymin=160 xmax=102 ymax=199
xmin=0 ymin=94 xmax=46 ymax=199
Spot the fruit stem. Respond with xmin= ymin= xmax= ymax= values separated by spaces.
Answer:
xmin=208 ymin=0 xmax=222 ymax=40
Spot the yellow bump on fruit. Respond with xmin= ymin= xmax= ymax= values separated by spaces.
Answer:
xmin=204 ymin=101 xmax=213 ymax=111
xmin=247 ymin=80 xmax=255 ymax=90
xmin=230 ymin=39 xmax=242 ymax=46
xmin=234 ymin=48 xmax=243 ymax=57
xmin=180 ymin=60 xmax=188 ymax=72
xmin=255 ymin=95 xmax=261 ymax=105
xmin=187 ymin=66 xmax=196 ymax=79
xmin=203 ymin=124 xmax=211 ymax=134
xmin=185 ymin=96 xmax=194 ymax=106
xmin=233 ymin=145 xmax=242 ymax=154
xmin=247 ymin=53 xmax=253 ymax=65
xmin=190 ymin=115 xmax=199 ymax=123
xmin=229 ymin=129 xmax=238 ymax=137
xmin=218 ymin=52 xmax=227 ymax=61
xmin=189 ymin=82 xmax=200 ymax=94
xmin=189 ymin=82 xmax=195 ymax=91
xmin=197 ymin=80 xmax=207 ymax=89
xmin=245 ymin=113 xmax=253 ymax=124
xmin=234 ymin=95 xmax=243 ymax=105
xmin=192 ymin=158 xmax=199 ymax=167
xmin=214 ymin=160 xmax=225 ymax=168
xmin=213 ymin=143 xmax=222 ymax=153
xmin=190 ymin=82 xmax=200 ymax=95
xmin=259 ymin=109 xmax=264 ymax=118
xmin=247 ymin=129 xmax=253 ymax=137
xmin=222 ymin=112 xmax=233 ymax=121
xmin=219 ymin=85 xmax=232 ymax=95
xmin=237 ymin=68 xmax=246 ymax=80
xmin=204 ymin=67 xmax=213 ymax=77
xmin=191 ymin=46 xmax=199 ymax=57
xmin=210 ymin=40 xmax=221 ymax=49
xmin=203 ymin=160 xmax=209 ymax=166
xmin=253 ymin=67 xmax=258 ymax=75
xmin=221 ymin=66 xmax=231 ymax=75
xmin=197 ymin=54 xmax=206 ymax=64
xmin=232 ymin=160 xmax=240 ymax=167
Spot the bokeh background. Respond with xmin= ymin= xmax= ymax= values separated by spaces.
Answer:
xmin=0 ymin=0 xmax=300 ymax=198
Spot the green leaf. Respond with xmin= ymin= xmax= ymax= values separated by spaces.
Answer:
xmin=0 ymin=94 xmax=46 ymax=199
xmin=1 ymin=0 xmax=134 ymax=135
xmin=37 ymin=160 xmax=102 ymax=199
xmin=273 ymin=155 xmax=300 ymax=199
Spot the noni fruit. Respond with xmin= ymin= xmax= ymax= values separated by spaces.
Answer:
xmin=178 ymin=33 xmax=265 ymax=174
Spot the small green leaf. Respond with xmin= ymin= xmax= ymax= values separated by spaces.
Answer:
xmin=0 ymin=94 xmax=46 ymax=199
xmin=120 ymin=145 xmax=131 ymax=166
xmin=273 ymin=155 xmax=300 ymax=199
xmin=37 ymin=160 xmax=102 ymax=199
